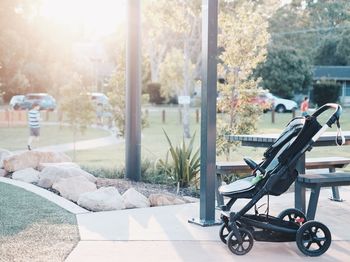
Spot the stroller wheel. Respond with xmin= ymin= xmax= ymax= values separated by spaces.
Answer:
xmin=278 ymin=208 xmax=306 ymax=226
xmin=219 ymin=224 xmax=231 ymax=244
xmin=296 ymin=221 xmax=331 ymax=257
xmin=227 ymin=228 xmax=254 ymax=255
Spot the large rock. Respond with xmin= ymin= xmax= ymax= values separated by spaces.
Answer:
xmin=0 ymin=149 xmax=12 ymax=169
xmin=37 ymin=162 xmax=80 ymax=171
xmin=0 ymin=169 xmax=7 ymax=177
xmin=78 ymin=187 xmax=125 ymax=211
xmin=149 ymin=194 xmax=186 ymax=207
xmin=52 ymin=176 xmax=97 ymax=202
xmin=12 ymin=168 xmax=40 ymax=183
xmin=38 ymin=166 xmax=97 ymax=188
xmin=3 ymin=151 xmax=71 ymax=172
xmin=122 ymin=188 xmax=150 ymax=209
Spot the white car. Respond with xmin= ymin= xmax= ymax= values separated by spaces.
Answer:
xmin=88 ymin=92 xmax=110 ymax=106
xmin=265 ymin=93 xmax=298 ymax=113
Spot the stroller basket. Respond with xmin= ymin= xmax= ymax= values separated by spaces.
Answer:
xmin=218 ymin=103 xmax=344 ymax=257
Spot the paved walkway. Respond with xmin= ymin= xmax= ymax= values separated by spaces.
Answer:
xmin=2 ymin=176 xmax=350 ymax=261
xmin=35 ymin=135 xmax=122 ymax=152
xmin=12 ymin=134 xmax=122 ymax=154
xmin=65 ymin=187 xmax=350 ymax=262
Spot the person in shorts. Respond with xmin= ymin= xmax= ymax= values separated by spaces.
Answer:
xmin=27 ymin=103 xmax=41 ymax=150
xmin=300 ymin=96 xmax=309 ymax=117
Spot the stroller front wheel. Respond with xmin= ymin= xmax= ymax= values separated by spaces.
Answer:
xmin=227 ymin=228 xmax=254 ymax=255
xmin=296 ymin=221 xmax=331 ymax=257
xmin=219 ymin=224 xmax=231 ymax=244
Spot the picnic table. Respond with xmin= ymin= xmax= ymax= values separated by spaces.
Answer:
xmin=226 ymin=131 xmax=350 ymax=216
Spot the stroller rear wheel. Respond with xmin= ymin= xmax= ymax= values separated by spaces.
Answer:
xmin=227 ymin=228 xmax=254 ymax=255
xmin=296 ymin=221 xmax=331 ymax=257
xmin=219 ymin=224 xmax=231 ymax=244
xmin=278 ymin=208 xmax=306 ymax=226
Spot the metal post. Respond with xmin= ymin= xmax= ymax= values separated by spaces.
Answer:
xmin=189 ymin=0 xmax=220 ymax=226
xmin=125 ymin=0 xmax=141 ymax=181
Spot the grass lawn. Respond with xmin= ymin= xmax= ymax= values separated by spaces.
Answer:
xmin=67 ymin=107 xmax=350 ymax=172
xmin=0 ymin=125 xmax=110 ymax=151
xmin=0 ymin=182 xmax=79 ymax=261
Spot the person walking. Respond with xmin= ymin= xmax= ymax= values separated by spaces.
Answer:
xmin=27 ymin=103 xmax=41 ymax=150
xmin=300 ymin=96 xmax=309 ymax=117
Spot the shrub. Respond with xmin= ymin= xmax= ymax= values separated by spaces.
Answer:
xmin=313 ymin=80 xmax=341 ymax=107
xmin=158 ymin=130 xmax=200 ymax=188
xmin=147 ymin=82 xmax=165 ymax=104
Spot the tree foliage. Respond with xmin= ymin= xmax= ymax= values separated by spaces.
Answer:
xmin=253 ymin=46 xmax=312 ymax=98
xmin=313 ymin=80 xmax=341 ymax=107
xmin=60 ymin=74 xmax=95 ymax=134
xmin=60 ymin=73 xmax=95 ymax=159
xmin=314 ymin=36 xmax=346 ymax=66
xmin=217 ymin=1 xmax=269 ymax=159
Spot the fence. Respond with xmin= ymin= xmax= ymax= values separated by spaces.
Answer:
xmin=0 ymin=110 xmax=57 ymax=127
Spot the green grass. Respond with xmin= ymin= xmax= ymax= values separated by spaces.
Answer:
xmin=68 ymin=107 xmax=350 ymax=172
xmin=2 ymin=106 xmax=349 ymax=171
xmin=0 ymin=183 xmax=77 ymax=236
xmin=0 ymin=125 xmax=110 ymax=151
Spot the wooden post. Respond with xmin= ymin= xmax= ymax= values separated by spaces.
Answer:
xmin=179 ymin=108 xmax=182 ymax=124
xmin=196 ymin=109 xmax=199 ymax=124
xmin=162 ymin=109 xmax=165 ymax=123
xmin=271 ymin=105 xmax=275 ymax=124
xmin=5 ymin=109 xmax=9 ymax=127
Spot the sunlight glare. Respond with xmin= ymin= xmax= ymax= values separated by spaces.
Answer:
xmin=40 ymin=0 xmax=125 ymax=37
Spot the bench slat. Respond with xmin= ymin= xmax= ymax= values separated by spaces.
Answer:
xmin=297 ymin=172 xmax=350 ymax=184
xmin=216 ymin=157 xmax=350 ymax=174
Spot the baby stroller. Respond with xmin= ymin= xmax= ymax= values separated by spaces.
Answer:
xmin=218 ymin=103 xmax=345 ymax=257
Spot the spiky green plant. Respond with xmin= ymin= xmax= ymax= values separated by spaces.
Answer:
xmin=159 ymin=129 xmax=200 ymax=188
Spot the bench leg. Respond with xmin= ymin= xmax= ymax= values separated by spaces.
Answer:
xmin=216 ymin=173 xmax=224 ymax=207
xmin=295 ymin=181 xmax=306 ymax=213
xmin=328 ymin=167 xmax=343 ymax=202
xmin=306 ymin=186 xmax=321 ymax=220
xmin=330 ymin=186 xmax=343 ymax=202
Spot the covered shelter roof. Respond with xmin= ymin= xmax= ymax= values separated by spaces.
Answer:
xmin=313 ymin=66 xmax=350 ymax=81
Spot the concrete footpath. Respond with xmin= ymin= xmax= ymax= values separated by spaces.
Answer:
xmin=65 ymin=187 xmax=350 ymax=262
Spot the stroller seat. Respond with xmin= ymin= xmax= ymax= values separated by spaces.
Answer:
xmin=219 ymin=176 xmax=256 ymax=195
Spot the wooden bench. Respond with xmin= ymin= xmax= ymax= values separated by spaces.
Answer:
xmin=216 ymin=157 xmax=350 ymax=207
xmin=295 ymin=172 xmax=350 ymax=220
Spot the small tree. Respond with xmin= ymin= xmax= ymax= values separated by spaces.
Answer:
xmin=60 ymin=74 xmax=95 ymax=160
xmin=107 ymin=71 xmax=148 ymax=137
xmin=217 ymin=2 xmax=269 ymax=160
xmin=313 ymin=80 xmax=341 ymax=107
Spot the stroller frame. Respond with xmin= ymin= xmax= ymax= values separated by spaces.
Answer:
xmin=219 ymin=103 xmax=344 ymax=257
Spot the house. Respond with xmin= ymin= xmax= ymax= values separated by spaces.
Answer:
xmin=313 ymin=66 xmax=350 ymax=106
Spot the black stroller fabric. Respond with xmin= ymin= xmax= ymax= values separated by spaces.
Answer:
xmin=278 ymin=116 xmax=322 ymax=165
xmin=220 ymin=115 xmax=322 ymax=198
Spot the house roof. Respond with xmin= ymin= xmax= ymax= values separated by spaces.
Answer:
xmin=313 ymin=66 xmax=350 ymax=80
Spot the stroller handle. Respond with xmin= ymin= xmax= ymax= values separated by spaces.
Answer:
xmin=311 ymin=103 xmax=342 ymax=127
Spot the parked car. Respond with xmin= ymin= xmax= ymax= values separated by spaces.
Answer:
xmin=216 ymin=91 xmax=272 ymax=113
xmin=265 ymin=93 xmax=298 ymax=113
xmin=88 ymin=92 xmax=110 ymax=106
xmin=11 ymin=93 xmax=56 ymax=111
xmin=9 ymin=95 xmax=25 ymax=110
